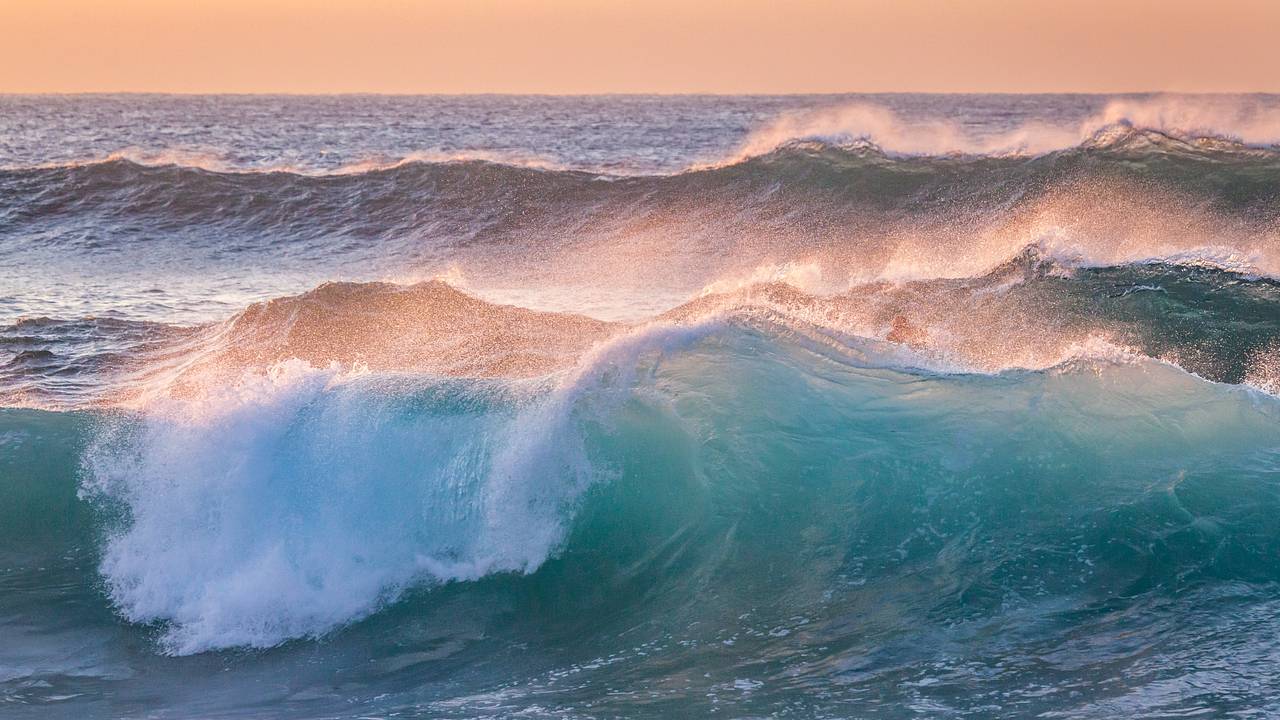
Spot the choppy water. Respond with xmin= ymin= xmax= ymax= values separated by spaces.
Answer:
xmin=3 ymin=94 xmax=1280 ymax=719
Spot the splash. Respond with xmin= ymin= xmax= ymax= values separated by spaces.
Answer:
xmin=722 ymin=95 xmax=1280 ymax=163
xmin=81 ymin=359 xmax=580 ymax=653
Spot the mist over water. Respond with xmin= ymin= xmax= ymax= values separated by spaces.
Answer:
xmin=3 ymin=94 xmax=1280 ymax=719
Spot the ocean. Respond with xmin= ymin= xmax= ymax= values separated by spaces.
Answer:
xmin=2 ymin=93 xmax=1280 ymax=718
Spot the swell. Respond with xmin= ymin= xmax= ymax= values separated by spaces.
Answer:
xmin=8 ymin=96 xmax=1280 ymax=717
xmin=5 ymin=124 xmax=1280 ymax=226
xmin=11 ymin=95 xmax=1280 ymax=179
xmin=4 ymin=124 xmax=1278 ymax=322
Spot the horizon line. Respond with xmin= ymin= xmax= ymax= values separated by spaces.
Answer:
xmin=5 ymin=90 xmax=1280 ymax=98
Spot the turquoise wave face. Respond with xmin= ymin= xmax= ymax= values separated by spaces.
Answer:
xmin=4 ymin=324 xmax=1280 ymax=717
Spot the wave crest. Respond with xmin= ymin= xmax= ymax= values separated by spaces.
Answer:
xmin=722 ymin=96 xmax=1280 ymax=163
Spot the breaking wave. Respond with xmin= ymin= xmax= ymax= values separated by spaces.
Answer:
xmin=6 ymin=96 xmax=1280 ymax=718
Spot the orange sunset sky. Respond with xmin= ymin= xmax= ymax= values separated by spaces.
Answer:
xmin=3 ymin=0 xmax=1279 ymax=94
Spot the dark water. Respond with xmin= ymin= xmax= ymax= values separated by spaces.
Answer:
xmin=2 ymin=94 xmax=1280 ymax=718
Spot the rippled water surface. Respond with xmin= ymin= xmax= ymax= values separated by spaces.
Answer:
xmin=3 ymin=94 xmax=1280 ymax=719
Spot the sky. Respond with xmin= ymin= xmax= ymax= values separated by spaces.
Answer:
xmin=3 ymin=0 xmax=1279 ymax=94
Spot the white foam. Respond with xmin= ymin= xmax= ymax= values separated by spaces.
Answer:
xmin=82 ymin=360 xmax=585 ymax=653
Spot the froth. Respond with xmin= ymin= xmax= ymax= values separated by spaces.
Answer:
xmin=82 ymin=360 xmax=588 ymax=653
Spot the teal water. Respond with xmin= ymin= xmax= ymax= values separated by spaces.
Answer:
xmin=5 ymin=320 xmax=1280 ymax=717
xmin=4 ymin=94 xmax=1280 ymax=718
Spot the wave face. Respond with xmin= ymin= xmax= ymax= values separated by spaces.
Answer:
xmin=4 ymin=94 xmax=1280 ymax=719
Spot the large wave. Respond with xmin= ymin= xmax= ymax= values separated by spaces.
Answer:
xmin=75 ymin=317 xmax=718 ymax=653
xmin=1 ymin=314 xmax=1277 ymax=718
xmin=29 ymin=261 xmax=1269 ymax=660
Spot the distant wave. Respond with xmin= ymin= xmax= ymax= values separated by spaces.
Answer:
xmin=6 ymin=97 xmax=1280 ymax=182
xmin=4 ymin=124 xmax=1278 ymax=294
xmin=0 ymin=147 xmax=570 ymax=177
xmin=717 ymin=96 xmax=1280 ymax=164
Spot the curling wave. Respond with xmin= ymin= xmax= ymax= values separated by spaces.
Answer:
xmin=0 ymin=312 xmax=1277 ymax=718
